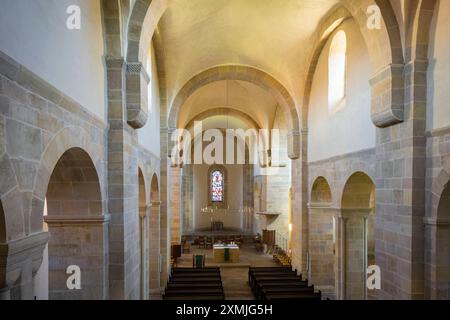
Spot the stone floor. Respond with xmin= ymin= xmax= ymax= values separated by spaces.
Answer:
xmin=177 ymin=242 xmax=279 ymax=300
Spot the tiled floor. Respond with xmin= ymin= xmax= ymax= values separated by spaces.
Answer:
xmin=177 ymin=243 xmax=279 ymax=300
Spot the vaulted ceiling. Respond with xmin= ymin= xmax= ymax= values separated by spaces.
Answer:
xmin=157 ymin=0 xmax=340 ymax=127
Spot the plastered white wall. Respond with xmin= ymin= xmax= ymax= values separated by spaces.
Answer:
xmin=308 ymin=19 xmax=375 ymax=162
xmin=427 ymin=0 xmax=450 ymax=131
xmin=0 ymin=0 xmax=106 ymax=121
xmin=193 ymin=164 xmax=243 ymax=230
xmin=138 ymin=45 xmax=161 ymax=157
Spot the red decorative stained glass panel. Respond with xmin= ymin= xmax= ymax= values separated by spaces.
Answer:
xmin=211 ymin=170 xmax=224 ymax=202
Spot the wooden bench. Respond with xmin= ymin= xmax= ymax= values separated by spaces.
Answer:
xmin=248 ymin=266 xmax=320 ymax=300
xmin=163 ymin=295 xmax=225 ymax=301
xmin=255 ymin=281 xmax=311 ymax=299
xmin=163 ymin=268 xmax=225 ymax=300
xmin=265 ymin=292 xmax=322 ymax=301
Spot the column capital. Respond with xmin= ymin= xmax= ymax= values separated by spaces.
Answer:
xmin=151 ymin=201 xmax=162 ymax=208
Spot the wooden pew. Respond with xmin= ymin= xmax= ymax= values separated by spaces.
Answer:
xmin=172 ymin=267 xmax=220 ymax=272
xmin=265 ymin=291 xmax=322 ymax=301
xmin=167 ymin=282 xmax=223 ymax=289
xmin=163 ymin=268 xmax=225 ymax=300
xmin=255 ymin=282 xmax=311 ymax=299
xmin=261 ymin=287 xmax=315 ymax=300
xmin=163 ymin=295 xmax=225 ymax=301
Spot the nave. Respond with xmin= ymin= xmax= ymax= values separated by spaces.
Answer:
xmin=0 ymin=0 xmax=449 ymax=301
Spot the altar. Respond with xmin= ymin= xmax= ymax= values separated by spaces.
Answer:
xmin=213 ymin=244 xmax=240 ymax=263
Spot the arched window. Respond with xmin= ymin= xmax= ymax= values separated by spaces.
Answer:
xmin=208 ymin=166 xmax=227 ymax=207
xmin=328 ymin=30 xmax=347 ymax=113
xmin=211 ymin=170 xmax=224 ymax=202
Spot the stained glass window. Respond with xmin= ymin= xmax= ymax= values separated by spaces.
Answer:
xmin=210 ymin=170 xmax=224 ymax=202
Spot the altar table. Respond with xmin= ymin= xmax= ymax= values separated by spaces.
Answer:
xmin=213 ymin=244 xmax=240 ymax=263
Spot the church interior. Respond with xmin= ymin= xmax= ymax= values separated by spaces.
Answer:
xmin=0 ymin=0 xmax=449 ymax=301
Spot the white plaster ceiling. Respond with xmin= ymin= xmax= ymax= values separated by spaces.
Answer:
xmin=158 ymin=0 xmax=339 ymax=109
xmin=177 ymin=80 xmax=278 ymax=129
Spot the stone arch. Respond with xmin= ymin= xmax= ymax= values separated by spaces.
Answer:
xmin=184 ymin=108 xmax=262 ymax=131
xmin=30 ymin=126 xmax=105 ymax=235
xmin=0 ymin=200 xmax=5 ymax=243
xmin=308 ymin=176 xmax=335 ymax=297
xmin=432 ymin=180 xmax=450 ymax=299
xmin=123 ymin=0 xmax=169 ymax=128
xmin=405 ymin=0 xmax=437 ymax=62
xmin=310 ymin=176 xmax=333 ymax=205
xmin=303 ymin=1 xmax=404 ymax=132
xmin=168 ymin=65 xmax=300 ymax=159
xmin=151 ymin=173 xmax=160 ymax=202
xmin=425 ymin=168 xmax=450 ymax=299
xmin=341 ymin=172 xmax=376 ymax=209
xmin=43 ymin=146 xmax=106 ymax=300
xmin=340 ymin=172 xmax=376 ymax=300
xmin=437 ymin=181 xmax=450 ymax=220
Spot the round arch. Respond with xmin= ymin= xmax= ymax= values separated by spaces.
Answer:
xmin=30 ymin=126 xmax=105 ymax=235
xmin=184 ymin=108 xmax=262 ymax=131
xmin=302 ymin=1 xmax=404 ymax=132
xmin=310 ymin=176 xmax=333 ymax=205
xmin=341 ymin=172 xmax=376 ymax=209
xmin=150 ymin=173 xmax=160 ymax=202
xmin=340 ymin=171 xmax=376 ymax=300
xmin=168 ymin=65 xmax=300 ymax=160
xmin=0 ymin=200 xmax=5 ymax=243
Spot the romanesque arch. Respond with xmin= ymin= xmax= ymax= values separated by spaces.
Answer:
xmin=310 ymin=177 xmax=333 ymax=205
xmin=426 ymin=168 xmax=450 ymax=299
xmin=0 ymin=201 xmax=5 ymax=243
xmin=405 ymin=0 xmax=437 ymax=62
xmin=44 ymin=147 xmax=105 ymax=300
xmin=24 ymin=126 xmax=107 ymax=300
xmin=341 ymin=172 xmax=376 ymax=300
xmin=168 ymin=65 xmax=300 ymax=160
xmin=30 ymin=126 xmax=106 ymax=234
xmin=184 ymin=108 xmax=262 ymax=131
xmin=309 ymin=176 xmax=335 ymax=298
xmin=303 ymin=1 xmax=404 ymax=132
xmin=433 ymin=180 xmax=450 ymax=299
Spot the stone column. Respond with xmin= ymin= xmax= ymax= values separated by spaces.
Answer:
xmin=169 ymin=166 xmax=182 ymax=244
xmin=139 ymin=207 xmax=147 ymax=300
xmin=334 ymin=213 xmax=347 ymax=300
xmin=45 ymin=216 xmax=109 ymax=300
xmin=106 ymin=57 xmax=142 ymax=300
xmin=149 ymin=201 xmax=161 ymax=298
xmin=308 ymin=204 xmax=336 ymax=298
xmin=340 ymin=209 xmax=373 ymax=300
xmin=181 ymin=165 xmax=193 ymax=233
xmin=371 ymin=59 xmax=427 ymax=299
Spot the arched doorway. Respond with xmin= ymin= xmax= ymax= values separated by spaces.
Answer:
xmin=434 ymin=181 xmax=450 ymax=299
xmin=138 ymin=169 xmax=147 ymax=299
xmin=44 ymin=147 xmax=105 ymax=300
xmin=149 ymin=174 xmax=161 ymax=298
xmin=309 ymin=177 xmax=335 ymax=298
xmin=0 ymin=200 xmax=5 ymax=243
xmin=341 ymin=172 xmax=375 ymax=300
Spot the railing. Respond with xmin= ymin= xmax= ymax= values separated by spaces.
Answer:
xmin=275 ymin=232 xmax=289 ymax=253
